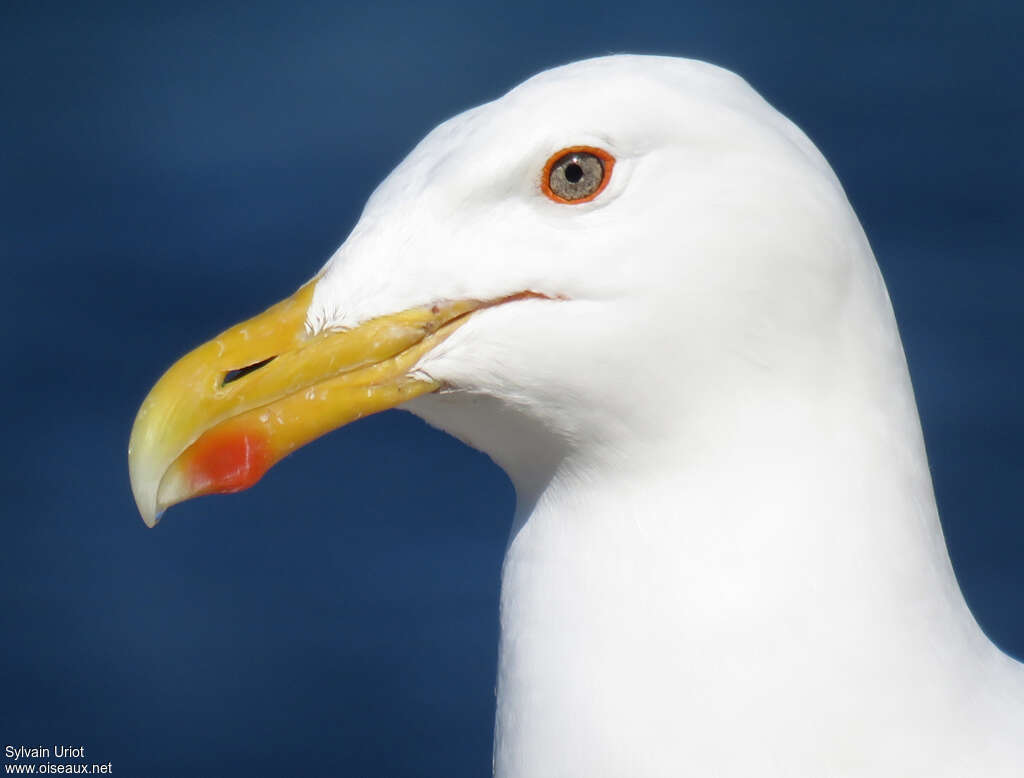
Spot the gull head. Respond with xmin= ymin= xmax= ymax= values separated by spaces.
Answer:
xmin=129 ymin=55 xmax=883 ymax=524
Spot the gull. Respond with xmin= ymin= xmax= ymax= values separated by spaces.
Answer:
xmin=129 ymin=55 xmax=1024 ymax=776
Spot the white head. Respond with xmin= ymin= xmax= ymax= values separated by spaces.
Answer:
xmin=131 ymin=53 xmax=903 ymax=535
xmin=304 ymin=54 xmax=897 ymax=503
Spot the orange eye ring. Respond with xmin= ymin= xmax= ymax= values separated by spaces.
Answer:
xmin=541 ymin=146 xmax=616 ymax=204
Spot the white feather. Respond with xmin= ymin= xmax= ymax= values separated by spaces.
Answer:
xmin=307 ymin=55 xmax=1024 ymax=777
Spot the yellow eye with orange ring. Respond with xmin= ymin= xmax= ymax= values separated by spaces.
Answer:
xmin=541 ymin=146 xmax=615 ymax=204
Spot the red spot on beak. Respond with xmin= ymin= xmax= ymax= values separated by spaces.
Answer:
xmin=187 ymin=425 xmax=273 ymax=496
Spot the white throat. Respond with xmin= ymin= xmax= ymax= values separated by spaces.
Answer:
xmin=406 ymin=258 xmax=1024 ymax=775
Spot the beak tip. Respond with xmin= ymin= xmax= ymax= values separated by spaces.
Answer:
xmin=129 ymin=456 xmax=164 ymax=528
xmin=133 ymin=487 xmax=164 ymax=528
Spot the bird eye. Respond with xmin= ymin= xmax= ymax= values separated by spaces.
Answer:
xmin=542 ymin=146 xmax=615 ymax=204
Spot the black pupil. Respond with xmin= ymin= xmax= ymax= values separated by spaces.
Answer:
xmin=564 ymin=162 xmax=584 ymax=183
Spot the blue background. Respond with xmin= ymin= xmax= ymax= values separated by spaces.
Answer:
xmin=2 ymin=1 xmax=1021 ymax=774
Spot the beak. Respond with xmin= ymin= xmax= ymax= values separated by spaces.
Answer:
xmin=127 ymin=279 xmax=480 ymax=527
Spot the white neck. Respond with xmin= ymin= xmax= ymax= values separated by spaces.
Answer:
xmin=406 ymin=235 xmax=1024 ymax=775
xmin=482 ymin=376 xmax=1024 ymax=776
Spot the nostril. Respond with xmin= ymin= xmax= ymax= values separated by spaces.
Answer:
xmin=222 ymin=356 xmax=276 ymax=386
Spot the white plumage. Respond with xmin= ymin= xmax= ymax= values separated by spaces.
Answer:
xmin=299 ymin=56 xmax=1024 ymax=774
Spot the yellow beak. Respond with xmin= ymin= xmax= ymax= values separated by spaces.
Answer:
xmin=127 ymin=279 xmax=482 ymax=527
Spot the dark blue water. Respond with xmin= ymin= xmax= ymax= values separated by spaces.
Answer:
xmin=2 ymin=1 xmax=1021 ymax=774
